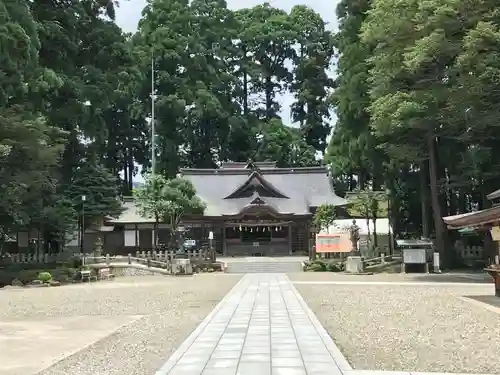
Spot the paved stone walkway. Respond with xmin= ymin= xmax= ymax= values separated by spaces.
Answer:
xmin=155 ymin=274 xmax=351 ymax=375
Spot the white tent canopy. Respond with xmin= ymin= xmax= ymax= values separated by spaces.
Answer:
xmin=320 ymin=218 xmax=392 ymax=236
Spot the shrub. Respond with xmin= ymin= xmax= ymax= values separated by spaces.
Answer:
xmin=18 ymin=270 xmax=39 ymax=285
xmin=308 ymin=263 xmax=324 ymax=272
xmin=302 ymin=261 xmax=311 ymax=271
xmin=68 ymin=256 xmax=83 ymax=269
xmin=0 ymin=272 xmax=15 ymax=287
xmin=38 ymin=272 xmax=53 ymax=283
xmin=312 ymin=259 xmax=327 ymax=271
xmin=11 ymin=278 xmax=23 ymax=286
xmin=50 ymin=268 xmax=77 ymax=283
xmin=326 ymin=261 xmax=343 ymax=272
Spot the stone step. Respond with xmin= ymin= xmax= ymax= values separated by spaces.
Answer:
xmin=225 ymin=261 xmax=303 ymax=273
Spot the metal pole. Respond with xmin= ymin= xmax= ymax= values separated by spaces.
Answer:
xmin=386 ymin=189 xmax=394 ymax=255
xmin=81 ymin=204 xmax=85 ymax=253
xmin=151 ymin=56 xmax=156 ymax=175
xmin=81 ymin=195 xmax=86 ymax=254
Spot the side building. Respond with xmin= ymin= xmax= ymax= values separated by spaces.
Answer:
xmin=105 ymin=161 xmax=346 ymax=256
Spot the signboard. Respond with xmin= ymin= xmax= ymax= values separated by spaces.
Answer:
xmin=491 ymin=226 xmax=500 ymax=241
xmin=396 ymin=239 xmax=432 ymax=248
xmin=403 ymin=249 xmax=426 ymax=264
xmin=316 ymin=234 xmax=351 ymax=253
xmin=124 ymin=230 xmax=136 ymax=247
xmin=184 ymin=240 xmax=196 ymax=247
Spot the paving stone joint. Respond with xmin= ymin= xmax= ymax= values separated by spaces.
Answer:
xmin=155 ymin=274 xmax=497 ymax=375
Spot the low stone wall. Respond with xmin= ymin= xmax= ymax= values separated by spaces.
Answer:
xmin=89 ymin=263 xmax=169 ymax=277
xmin=111 ymin=266 xmax=160 ymax=277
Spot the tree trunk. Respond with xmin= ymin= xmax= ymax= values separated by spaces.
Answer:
xmin=427 ymin=135 xmax=445 ymax=265
xmin=419 ymin=161 xmax=430 ymax=238
xmin=242 ymin=46 xmax=249 ymax=116
xmin=365 ymin=211 xmax=371 ymax=254
xmin=153 ymin=216 xmax=158 ymax=251
xmin=265 ymin=75 xmax=273 ymax=120
xmin=127 ymin=149 xmax=134 ymax=193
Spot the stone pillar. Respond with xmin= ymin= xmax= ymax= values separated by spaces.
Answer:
xmin=134 ymin=224 xmax=139 ymax=248
xmin=222 ymin=223 xmax=227 ymax=256
xmin=345 ymin=256 xmax=364 ymax=273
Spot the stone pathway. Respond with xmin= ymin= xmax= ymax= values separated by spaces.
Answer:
xmin=155 ymin=274 xmax=351 ymax=375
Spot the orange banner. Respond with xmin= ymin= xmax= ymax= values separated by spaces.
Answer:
xmin=316 ymin=233 xmax=352 ymax=253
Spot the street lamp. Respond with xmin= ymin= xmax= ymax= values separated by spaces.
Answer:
xmin=81 ymin=195 xmax=86 ymax=253
xmin=385 ymin=188 xmax=393 ymax=254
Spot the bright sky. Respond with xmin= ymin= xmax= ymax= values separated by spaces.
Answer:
xmin=114 ymin=0 xmax=339 ymax=182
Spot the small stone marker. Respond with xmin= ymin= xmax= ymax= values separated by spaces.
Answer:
xmin=345 ymin=256 xmax=364 ymax=274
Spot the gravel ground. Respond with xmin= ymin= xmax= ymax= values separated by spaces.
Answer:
xmin=288 ymin=271 xmax=491 ymax=283
xmin=295 ymin=281 xmax=500 ymax=373
xmin=2 ymin=274 xmax=241 ymax=375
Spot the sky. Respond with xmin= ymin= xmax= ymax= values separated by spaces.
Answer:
xmin=114 ymin=0 xmax=339 ymax=126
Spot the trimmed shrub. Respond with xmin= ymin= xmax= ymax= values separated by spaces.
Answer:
xmin=308 ymin=263 xmax=324 ymax=272
xmin=37 ymin=272 xmax=53 ymax=283
xmin=326 ymin=261 xmax=343 ymax=272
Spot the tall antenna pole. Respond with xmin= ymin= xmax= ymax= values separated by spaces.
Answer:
xmin=151 ymin=56 xmax=156 ymax=176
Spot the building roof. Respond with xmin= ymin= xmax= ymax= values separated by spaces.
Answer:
xmin=180 ymin=163 xmax=347 ymax=217
xmin=487 ymin=188 xmax=500 ymax=201
xmin=443 ymin=206 xmax=500 ymax=229
xmin=107 ymin=197 xmax=156 ymax=224
xmin=442 ymin=187 xmax=500 ymax=229
xmin=108 ymin=162 xmax=347 ymax=223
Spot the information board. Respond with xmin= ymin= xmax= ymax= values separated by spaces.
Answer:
xmin=491 ymin=226 xmax=500 ymax=241
xmin=403 ymin=248 xmax=426 ymax=264
xmin=316 ymin=234 xmax=351 ymax=253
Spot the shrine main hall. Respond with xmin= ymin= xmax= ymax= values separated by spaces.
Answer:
xmin=107 ymin=161 xmax=346 ymax=256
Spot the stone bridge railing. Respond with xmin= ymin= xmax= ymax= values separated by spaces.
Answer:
xmin=2 ymin=249 xmax=206 ymax=265
xmin=135 ymin=250 xmax=205 ymax=262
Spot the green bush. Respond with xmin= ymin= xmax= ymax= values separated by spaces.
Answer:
xmin=5 ymin=262 xmax=59 ymax=272
xmin=68 ymin=256 xmax=83 ymax=269
xmin=1 ymin=266 xmax=80 ymax=286
xmin=11 ymin=278 xmax=23 ymax=286
xmin=312 ymin=259 xmax=327 ymax=271
xmin=51 ymin=268 xmax=77 ymax=283
xmin=0 ymin=272 xmax=15 ymax=287
xmin=308 ymin=263 xmax=324 ymax=272
xmin=326 ymin=261 xmax=343 ymax=272
xmin=16 ymin=270 xmax=39 ymax=284
xmin=38 ymin=272 xmax=53 ymax=283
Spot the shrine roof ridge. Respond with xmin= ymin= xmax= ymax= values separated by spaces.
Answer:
xmin=180 ymin=166 xmax=329 ymax=175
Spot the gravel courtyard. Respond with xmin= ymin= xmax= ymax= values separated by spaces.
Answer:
xmin=1 ymin=274 xmax=241 ymax=375
xmin=291 ymin=273 xmax=500 ymax=373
